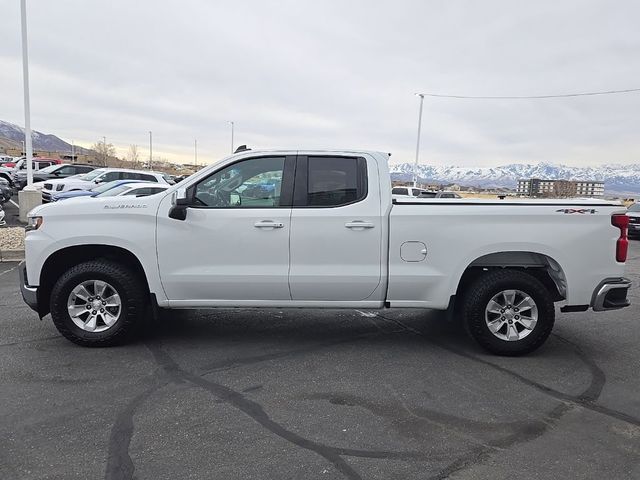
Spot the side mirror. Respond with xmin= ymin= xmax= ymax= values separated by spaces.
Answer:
xmin=169 ymin=188 xmax=189 ymax=220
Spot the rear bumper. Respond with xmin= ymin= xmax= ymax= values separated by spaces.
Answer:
xmin=19 ymin=264 xmax=39 ymax=313
xmin=591 ymin=277 xmax=632 ymax=312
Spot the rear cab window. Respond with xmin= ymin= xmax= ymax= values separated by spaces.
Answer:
xmin=294 ymin=156 xmax=367 ymax=207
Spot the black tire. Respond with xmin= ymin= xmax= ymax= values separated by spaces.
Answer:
xmin=50 ymin=260 xmax=147 ymax=347
xmin=461 ymin=269 xmax=555 ymax=356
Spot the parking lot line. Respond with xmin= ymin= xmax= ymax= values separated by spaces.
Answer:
xmin=10 ymin=199 xmax=19 ymax=208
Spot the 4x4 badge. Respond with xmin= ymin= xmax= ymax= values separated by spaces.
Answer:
xmin=556 ymin=208 xmax=597 ymax=214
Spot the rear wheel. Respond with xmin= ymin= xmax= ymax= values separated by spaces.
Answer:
xmin=50 ymin=260 xmax=147 ymax=347
xmin=462 ymin=269 xmax=555 ymax=356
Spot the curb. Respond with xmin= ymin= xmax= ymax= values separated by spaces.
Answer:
xmin=0 ymin=250 xmax=25 ymax=262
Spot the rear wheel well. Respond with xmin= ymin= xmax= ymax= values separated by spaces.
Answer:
xmin=38 ymin=245 xmax=149 ymax=316
xmin=456 ymin=252 xmax=566 ymax=305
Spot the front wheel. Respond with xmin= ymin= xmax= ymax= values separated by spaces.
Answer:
xmin=461 ymin=269 xmax=555 ymax=356
xmin=50 ymin=260 xmax=147 ymax=347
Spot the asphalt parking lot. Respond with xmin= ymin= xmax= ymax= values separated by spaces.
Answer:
xmin=1 ymin=243 xmax=639 ymax=480
xmin=2 ymin=196 xmax=21 ymax=227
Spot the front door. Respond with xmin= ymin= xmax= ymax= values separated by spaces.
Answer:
xmin=156 ymin=155 xmax=295 ymax=303
xmin=288 ymin=155 xmax=383 ymax=301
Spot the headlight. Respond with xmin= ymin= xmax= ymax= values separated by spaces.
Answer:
xmin=26 ymin=216 xmax=43 ymax=232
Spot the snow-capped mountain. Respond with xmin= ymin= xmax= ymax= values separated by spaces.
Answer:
xmin=0 ymin=120 xmax=73 ymax=152
xmin=390 ymin=162 xmax=640 ymax=195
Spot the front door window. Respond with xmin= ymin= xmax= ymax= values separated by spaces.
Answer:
xmin=194 ymin=157 xmax=285 ymax=208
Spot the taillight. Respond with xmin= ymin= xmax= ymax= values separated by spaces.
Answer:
xmin=612 ymin=214 xmax=629 ymax=263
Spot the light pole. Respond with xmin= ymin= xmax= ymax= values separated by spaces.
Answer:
xmin=194 ymin=139 xmax=198 ymax=167
xmin=148 ymin=131 xmax=152 ymax=169
xmin=413 ymin=93 xmax=425 ymax=188
xmin=71 ymin=140 xmax=75 ymax=163
xmin=20 ymin=0 xmax=33 ymax=186
xmin=230 ymin=121 xmax=234 ymax=153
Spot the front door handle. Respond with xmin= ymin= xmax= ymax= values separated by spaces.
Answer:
xmin=345 ymin=221 xmax=375 ymax=229
xmin=254 ymin=221 xmax=284 ymax=228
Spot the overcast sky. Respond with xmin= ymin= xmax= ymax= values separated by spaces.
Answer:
xmin=1 ymin=0 xmax=639 ymax=166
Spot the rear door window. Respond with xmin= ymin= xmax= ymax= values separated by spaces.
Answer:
xmin=296 ymin=156 xmax=367 ymax=207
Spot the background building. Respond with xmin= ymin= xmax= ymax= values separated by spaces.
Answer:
xmin=517 ymin=178 xmax=604 ymax=197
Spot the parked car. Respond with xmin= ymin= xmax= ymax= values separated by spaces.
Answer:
xmin=0 ymin=205 xmax=5 ymax=226
xmin=94 ymin=182 xmax=170 ymax=198
xmin=20 ymin=149 xmax=631 ymax=356
xmin=419 ymin=191 xmax=462 ymax=199
xmin=627 ymin=203 xmax=640 ymax=238
xmin=0 ymin=155 xmax=15 ymax=166
xmin=51 ymin=179 xmax=141 ymax=202
xmin=13 ymin=163 xmax=96 ymax=190
xmin=0 ymin=177 xmax=12 ymax=204
xmin=41 ymin=168 xmax=172 ymax=203
xmin=391 ymin=186 xmax=426 ymax=197
xmin=0 ymin=157 xmax=62 ymax=186
xmin=0 ymin=165 xmax=14 ymax=185
xmin=393 ymin=188 xmax=462 ymax=199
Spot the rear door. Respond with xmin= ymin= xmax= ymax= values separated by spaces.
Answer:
xmin=288 ymin=155 xmax=383 ymax=301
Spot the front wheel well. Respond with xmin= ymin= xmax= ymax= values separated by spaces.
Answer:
xmin=38 ymin=245 xmax=149 ymax=317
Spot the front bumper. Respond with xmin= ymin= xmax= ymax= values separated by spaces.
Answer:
xmin=591 ymin=277 xmax=632 ymax=311
xmin=19 ymin=264 xmax=39 ymax=313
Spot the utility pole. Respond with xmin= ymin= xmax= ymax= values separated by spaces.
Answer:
xmin=71 ymin=140 xmax=75 ymax=163
xmin=194 ymin=138 xmax=198 ymax=167
xmin=20 ymin=0 xmax=33 ymax=186
xmin=230 ymin=121 xmax=234 ymax=154
xmin=149 ymin=131 xmax=152 ymax=169
xmin=413 ymin=93 xmax=425 ymax=188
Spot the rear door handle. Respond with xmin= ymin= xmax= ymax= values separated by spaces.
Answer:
xmin=254 ymin=221 xmax=284 ymax=228
xmin=345 ymin=221 xmax=375 ymax=229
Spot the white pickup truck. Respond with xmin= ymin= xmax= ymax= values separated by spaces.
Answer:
xmin=20 ymin=150 xmax=632 ymax=355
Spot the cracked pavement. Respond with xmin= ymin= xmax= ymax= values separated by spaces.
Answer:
xmin=1 ymin=242 xmax=639 ymax=479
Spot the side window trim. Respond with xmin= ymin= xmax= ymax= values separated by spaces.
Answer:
xmin=292 ymin=155 xmax=368 ymax=208
xmin=188 ymin=155 xmax=296 ymax=209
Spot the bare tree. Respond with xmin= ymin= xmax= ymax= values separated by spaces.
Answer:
xmin=91 ymin=141 xmax=116 ymax=166
xmin=127 ymin=144 xmax=140 ymax=167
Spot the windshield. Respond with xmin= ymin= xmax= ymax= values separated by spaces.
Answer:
xmin=79 ymin=169 xmax=106 ymax=181
xmin=96 ymin=185 xmax=130 ymax=197
xmin=628 ymin=203 xmax=640 ymax=212
xmin=90 ymin=180 xmax=125 ymax=194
